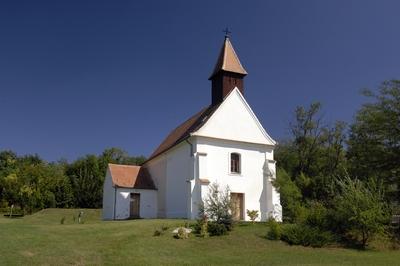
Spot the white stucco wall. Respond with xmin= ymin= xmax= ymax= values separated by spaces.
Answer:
xmin=114 ymin=188 xmax=157 ymax=220
xmin=102 ymin=169 xmax=115 ymax=220
xmin=193 ymin=136 xmax=277 ymax=221
xmin=145 ymin=141 xmax=193 ymax=219
xmin=145 ymin=156 xmax=167 ymax=217
xmin=164 ymin=142 xmax=192 ymax=218
xmin=141 ymin=88 xmax=281 ymax=221
xmin=193 ymin=88 xmax=275 ymax=146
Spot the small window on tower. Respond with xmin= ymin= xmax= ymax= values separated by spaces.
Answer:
xmin=230 ymin=153 xmax=241 ymax=174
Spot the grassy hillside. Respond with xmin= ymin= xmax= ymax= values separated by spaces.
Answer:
xmin=0 ymin=209 xmax=399 ymax=265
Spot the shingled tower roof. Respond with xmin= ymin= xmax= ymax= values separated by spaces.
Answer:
xmin=209 ymin=36 xmax=248 ymax=80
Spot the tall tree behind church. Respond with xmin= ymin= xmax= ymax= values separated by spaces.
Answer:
xmin=347 ymin=80 xmax=400 ymax=205
xmin=275 ymin=102 xmax=347 ymax=202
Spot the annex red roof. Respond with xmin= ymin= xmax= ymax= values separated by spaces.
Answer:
xmin=108 ymin=163 xmax=156 ymax=190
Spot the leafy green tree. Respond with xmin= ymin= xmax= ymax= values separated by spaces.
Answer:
xmin=66 ymin=155 xmax=103 ymax=208
xmin=347 ymin=80 xmax=400 ymax=204
xmin=1 ymin=173 xmax=21 ymax=207
xmin=274 ymin=169 xmax=306 ymax=223
xmin=275 ymin=103 xmax=347 ymax=203
xmin=44 ymin=163 xmax=73 ymax=208
xmin=200 ymin=182 xmax=233 ymax=232
xmin=333 ymin=175 xmax=390 ymax=248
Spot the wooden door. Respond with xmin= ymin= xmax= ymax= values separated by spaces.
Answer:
xmin=231 ymin=193 xmax=244 ymax=221
xmin=130 ymin=193 xmax=140 ymax=218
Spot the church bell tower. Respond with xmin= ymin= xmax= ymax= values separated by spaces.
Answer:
xmin=209 ymin=34 xmax=248 ymax=106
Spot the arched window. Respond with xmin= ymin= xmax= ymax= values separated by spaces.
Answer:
xmin=230 ymin=153 xmax=241 ymax=173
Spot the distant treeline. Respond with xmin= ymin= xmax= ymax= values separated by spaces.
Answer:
xmin=0 ymin=147 xmax=145 ymax=213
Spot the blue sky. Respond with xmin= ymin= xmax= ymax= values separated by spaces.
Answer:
xmin=1 ymin=0 xmax=399 ymax=161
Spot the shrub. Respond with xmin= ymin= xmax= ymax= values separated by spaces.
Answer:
xmin=273 ymin=169 xmax=306 ymax=223
xmin=199 ymin=221 xmax=208 ymax=238
xmin=281 ymin=224 xmax=333 ymax=247
xmin=153 ymin=229 xmax=162 ymax=236
xmin=161 ymin=225 xmax=169 ymax=231
xmin=194 ymin=214 xmax=209 ymax=238
xmin=154 ymin=225 xmax=169 ymax=236
xmin=207 ymin=222 xmax=228 ymax=236
xmin=266 ymin=219 xmax=282 ymax=240
xmin=305 ymin=201 xmax=329 ymax=229
xmin=247 ymin=210 xmax=259 ymax=223
xmin=200 ymin=182 xmax=234 ymax=234
xmin=333 ymin=176 xmax=390 ymax=248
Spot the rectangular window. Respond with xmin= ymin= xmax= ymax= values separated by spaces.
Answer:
xmin=230 ymin=153 xmax=240 ymax=173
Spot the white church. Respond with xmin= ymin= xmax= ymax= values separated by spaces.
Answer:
xmin=102 ymin=36 xmax=282 ymax=222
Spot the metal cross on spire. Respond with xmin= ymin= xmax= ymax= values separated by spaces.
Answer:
xmin=223 ymin=27 xmax=231 ymax=38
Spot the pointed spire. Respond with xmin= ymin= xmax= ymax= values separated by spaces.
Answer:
xmin=209 ymin=36 xmax=247 ymax=80
xmin=209 ymin=35 xmax=248 ymax=106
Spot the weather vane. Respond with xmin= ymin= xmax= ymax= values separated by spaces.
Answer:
xmin=223 ymin=27 xmax=231 ymax=38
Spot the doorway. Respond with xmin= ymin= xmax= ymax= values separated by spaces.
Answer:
xmin=130 ymin=193 xmax=140 ymax=218
xmin=230 ymin=193 xmax=244 ymax=221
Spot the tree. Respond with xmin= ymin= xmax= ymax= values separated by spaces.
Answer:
xmin=200 ymin=182 xmax=233 ymax=232
xmin=275 ymin=103 xmax=347 ymax=203
xmin=273 ymin=169 xmax=305 ymax=223
xmin=66 ymin=155 xmax=103 ymax=208
xmin=333 ymin=175 xmax=390 ymax=248
xmin=347 ymin=80 xmax=400 ymax=204
xmin=66 ymin=148 xmax=147 ymax=208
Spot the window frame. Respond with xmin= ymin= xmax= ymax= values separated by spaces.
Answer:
xmin=229 ymin=152 xmax=241 ymax=174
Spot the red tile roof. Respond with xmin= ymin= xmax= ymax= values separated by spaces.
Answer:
xmin=145 ymin=104 xmax=220 ymax=163
xmin=108 ymin=163 xmax=156 ymax=189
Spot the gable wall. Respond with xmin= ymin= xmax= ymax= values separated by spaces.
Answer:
xmin=194 ymin=88 xmax=275 ymax=145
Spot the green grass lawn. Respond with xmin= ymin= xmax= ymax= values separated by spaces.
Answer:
xmin=0 ymin=209 xmax=399 ymax=265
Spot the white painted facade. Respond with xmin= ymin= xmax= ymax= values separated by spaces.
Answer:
xmin=145 ymin=142 xmax=192 ymax=218
xmin=103 ymin=88 xmax=282 ymax=221
xmin=143 ymin=88 xmax=282 ymax=221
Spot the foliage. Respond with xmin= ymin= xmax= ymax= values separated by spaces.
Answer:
xmin=200 ymin=182 xmax=234 ymax=232
xmin=273 ymin=168 xmax=306 ymax=223
xmin=194 ymin=214 xmax=209 ymax=237
xmin=0 ymin=147 xmax=145 ymax=211
xmin=347 ymin=80 xmax=400 ymax=203
xmin=275 ymin=102 xmax=347 ymax=204
xmin=333 ymin=175 xmax=391 ymax=248
xmin=207 ymin=222 xmax=228 ymax=236
xmin=161 ymin=225 xmax=169 ymax=231
xmin=266 ymin=218 xmax=282 ymax=240
xmin=246 ymin=209 xmax=259 ymax=223
xmin=280 ymin=224 xmax=334 ymax=248
xmin=305 ymin=201 xmax=330 ymax=229
xmin=153 ymin=229 xmax=162 ymax=236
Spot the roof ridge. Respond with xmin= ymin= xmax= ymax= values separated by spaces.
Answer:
xmin=144 ymin=104 xmax=220 ymax=163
